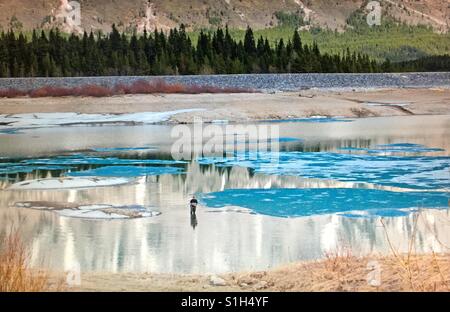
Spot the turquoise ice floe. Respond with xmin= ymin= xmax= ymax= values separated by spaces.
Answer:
xmin=0 ymin=164 xmax=72 ymax=174
xmin=199 ymin=188 xmax=449 ymax=218
xmin=234 ymin=137 xmax=303 ymax=144
xmin=339 ymin=143 xmax=445 ymax=155
xmin=91 ymin=146 xmax=157 ymax=152
xmin=0 ymin=154 xmax=186 ymax=177
xmin=0 ymin=128 xmax=22 ymax=135
xmin=21 ymin=155 xmax=187 ymax=166
xmin=67 ymin=165 xmax=183 ymax=177
xmin=197 ymin=151 xmax=450 ymax=190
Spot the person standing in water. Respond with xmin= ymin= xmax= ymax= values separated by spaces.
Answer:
xmin=190 ymin=195 xmax=198 ymax=215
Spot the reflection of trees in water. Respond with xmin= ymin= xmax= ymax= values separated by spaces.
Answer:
xmin=1 ymin=130 xmax=448 ymax=190
xmin=1 ymin=159 xmax=449 ymax=273
xmin=2 ymin=202 xmax=448 ymax=273
xmin=0 ymin=127 xmax=448 ymax=272
xmin=283 ymin=138 xmax=373 ymax=153
xmin=0 ymin=170 xmax=65 ymax=187
xmin=0 ymin=138 xmax=382 ymax=187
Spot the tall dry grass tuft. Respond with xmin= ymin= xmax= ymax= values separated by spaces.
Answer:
xmin=228 ymin=211 xmax=450 ymax=292
xmin=0 ymin=231 xmax=63 ymax=292
xmin=380 ymin=211 xmax=450 ymax=291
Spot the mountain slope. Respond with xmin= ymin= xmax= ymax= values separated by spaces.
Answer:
xmin=0 ymin=0 xmax=448 ymax=34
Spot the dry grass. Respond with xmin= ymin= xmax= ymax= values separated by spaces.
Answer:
xmin=2 ymin=210 xmax=449 ymax=292
xmin=28 ymin=85 xmax=113 ymax=98
xmin=0 ymin=79 xmax=254 ymax=98
xmin=224 ymin=253 xmax=450 ymax=292
xmin=72 ymin=214 xmax=450 ymax=292
xmin=227 ymin=211 xmax=450 ymax=292
xmin=0 ymin=88 xmax=28 ymax=98
xmin=377 ymin=212 xmax=450 ymax=291
xmin=0 ymin=230 xmax=64 ymax=292
xmin=74 ymin=252 xmax=450 ymax=292
xmin=350 ymin=107 xmax=377 ymax=118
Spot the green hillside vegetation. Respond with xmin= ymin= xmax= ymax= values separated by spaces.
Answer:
xmin=0 ymin=25 xmax=384 ymax=77
xmin=0 ymin=24 xmax=448 ymax=78
xmin=396 ymin=55 xmax=450 ymax=72
xmin=190 ymin=18 xmax=450 ymax=63
xmin=4 ymin=10 xmax=450 ymax=65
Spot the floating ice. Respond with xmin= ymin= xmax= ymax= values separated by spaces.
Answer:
xmin=340 ymin=143 xmax=444 ymax=155
xmin=0 ymin=128 xmax=22 ymax=135
xmin=204 ymin=206 xmax=255 ymax=215
xmin=339 ymin=209 xmax=414 ymax=218
xmin=197 ymin=151 xmax=450 ymax=190
xmin=0 ymin=109 xmax=204 ymax=131
xmin=15 ymin=201 xmax=160 ymax=219
xmin=91 ymin=146 xmax=157 ymax=152
xmin=20 ymin=155 xmax=186 ymax=166
xmin=235 ymin=137 xmax=303 ymax=144
xmin=262 ymin=117 xmax=352 ymax=123
xmin=0 ymin=164 xmax=72 ymax=175
xmin=268 ymin=137 xmax=303 ymax=143
xmin=199 ymin=188 xmax=449 ymax=218
xmin=0 ymin=155 xmax=186 ymax=177
xmin=8 ymin=176 xmax=132 ymax=190
xmin=211 ymin=120 xmax=229 ymax=124
xmin=67 ymin=165 xmax=183 ymax=177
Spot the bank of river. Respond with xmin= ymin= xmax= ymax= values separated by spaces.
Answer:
xmin=0 ymin=88 xmax=449 ymax=127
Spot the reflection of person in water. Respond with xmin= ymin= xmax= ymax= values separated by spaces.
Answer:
xmin=190 ymin=196 xmax=198 ymax=215
xmin=190 ymin=213 xmax=198 ymax=230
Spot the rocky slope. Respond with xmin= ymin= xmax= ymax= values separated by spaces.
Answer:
xmin=0 ymin=0 xmax=448 ymax=33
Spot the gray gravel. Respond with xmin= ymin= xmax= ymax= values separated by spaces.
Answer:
xmin=0 ymin=72 xmax=449 ymax=92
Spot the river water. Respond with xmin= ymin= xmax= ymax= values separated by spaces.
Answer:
xmin=0 ymin=115 xmax=449 ymax=274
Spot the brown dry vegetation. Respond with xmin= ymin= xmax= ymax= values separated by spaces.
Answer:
xmin=2 ymin=211 xmax=449 ymax=292
xmin=0 ymin=230 xmax=64 ymax=292
xmin=229 ymin=212 xmax=450 ymax=292
xmin=350 ymin=107 xmax=378 ymax=118
xmin=77 ymin=211 xmax=450 ymax=292
xmin=226 ymin=253 xmax=450 ymax=292
xmin=74 ymin=252 xmax=450 ymax=292
xmin=0 ymin=79 xmax=253 ymax=99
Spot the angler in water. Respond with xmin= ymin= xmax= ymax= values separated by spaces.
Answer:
xmin=190 ymin=195 xmax=198 ymax=215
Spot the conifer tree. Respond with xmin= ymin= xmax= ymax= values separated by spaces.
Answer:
xmin=0 ymin=24 xmax=443 ymax=78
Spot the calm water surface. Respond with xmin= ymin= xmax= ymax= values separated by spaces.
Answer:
xmin=0 ymin=115 xmax=449 ymax=274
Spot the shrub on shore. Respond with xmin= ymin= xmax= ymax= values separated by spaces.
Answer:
xmin=0 ymin=231 xmax=62 ymax=292
xmin=0 ymin=79 xmax=253 ymax=98
xmin=0 ymin=88 xmax=28 ymax=98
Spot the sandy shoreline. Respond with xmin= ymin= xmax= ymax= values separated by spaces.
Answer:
xmin=1 ymin=88 xmax=449 ymax=124
xmin=69 ymin=253 xmax=450 ymax=292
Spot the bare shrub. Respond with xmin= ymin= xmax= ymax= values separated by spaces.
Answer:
xmin=0 ymin=231 xmax=64 ymax=292
xmin=0 ymin=79 xmax=255 ymax=98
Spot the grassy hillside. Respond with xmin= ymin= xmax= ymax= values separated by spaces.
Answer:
xmin=1 ymin=1 xmax=448 ymax=63
xmin=190 ymin=25 xmax=450 ymax=62
xmin=11 ymin=23 xmax=450 ymax=64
